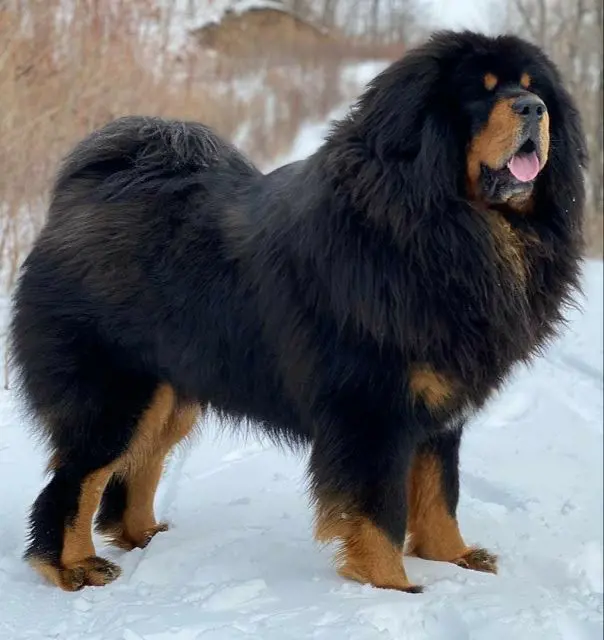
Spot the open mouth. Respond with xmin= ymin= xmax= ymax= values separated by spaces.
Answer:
xmin=479 ymin=137 xmax=542 ymax=201
xmin=506 ymin=138 xmax=541 ymax=183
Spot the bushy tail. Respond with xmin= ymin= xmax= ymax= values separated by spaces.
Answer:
xmin=50 ymin=115 xmax=259 ymax=209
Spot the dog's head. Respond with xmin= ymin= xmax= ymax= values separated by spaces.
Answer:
xmin=333 ymin=30 xmax=586 ymax=221
xmin=463 ymin=68 xmax=550 ymax=206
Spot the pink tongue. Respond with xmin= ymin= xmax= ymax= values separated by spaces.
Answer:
xmin=507 ymin=151 xmax=540 ymax=182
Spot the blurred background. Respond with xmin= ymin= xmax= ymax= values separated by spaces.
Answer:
xmin=0 ymin=0 xmax=602 ymax=294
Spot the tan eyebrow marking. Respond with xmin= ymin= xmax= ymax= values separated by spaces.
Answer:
xmin=484 ymin=73 xmax=498 ymax=91
xmin=520 ymin=73 xmax=531 ymax=89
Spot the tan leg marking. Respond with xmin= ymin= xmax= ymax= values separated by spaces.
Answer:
xmin=117 ymin=384 xmax=177 ymax=476
xmin=62 ymin=467 xmax=115 ymax=566
xmin=315 ymin=502 xmax=422 ymax=593
xmin=163 ymin=404 xmax=201 ymax=450
xmin=103 ymin=403 xmax=201 ymax=550
xmin=406 ymin=450 xmax=497 ymax=574
xmin=30 ymin=466 xmax=120 ymax=591
xmin=30 ymin=385 xmax=181 ymax=590
xmin=30 ymin=554 xmax=122 ymax=592
xmin=101 ymin=456 xmax=170 ymax=551
xmin=455 ymin=547 xmax=498 ymax=573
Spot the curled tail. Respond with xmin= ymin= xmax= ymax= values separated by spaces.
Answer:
xmin=51 ymin=115 xmax=259 ymax=209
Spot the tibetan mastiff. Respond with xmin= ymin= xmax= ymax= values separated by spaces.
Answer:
xmin=10 ymin=30 xmax=586 ymax=592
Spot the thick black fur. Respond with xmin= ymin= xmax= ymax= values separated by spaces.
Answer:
xmin=11 ymin=31 xmax=586 ymax=570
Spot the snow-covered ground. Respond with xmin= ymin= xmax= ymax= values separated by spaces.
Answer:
xmin=0 ymin=120 xmax=602 ymax=640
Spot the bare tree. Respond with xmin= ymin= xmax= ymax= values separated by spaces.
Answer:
xmin=291 ymin=0 xmax=426 ymax=44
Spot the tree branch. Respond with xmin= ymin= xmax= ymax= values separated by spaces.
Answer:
xmin=512 ymin=0 xmax=539 ymax=41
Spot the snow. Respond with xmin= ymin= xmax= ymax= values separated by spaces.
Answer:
xmin=0 ymin=114 xmax=603 ymax=640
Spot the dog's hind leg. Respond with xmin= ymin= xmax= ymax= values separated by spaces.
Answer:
xmin=28 ymin=464 xmax=120 ymax=591
xmin=26 ymin=380 xmax=175 ymax=591
xmin=96 ymin=403 xmax=201 ymax=550
xmin=405 ymin=429 xmax=498 ymax=574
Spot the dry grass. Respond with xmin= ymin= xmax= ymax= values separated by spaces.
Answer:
xmin=0 ymin=0 xmax=398 ymax=289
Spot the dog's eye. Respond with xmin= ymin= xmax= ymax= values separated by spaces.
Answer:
xmin=520 ymin=73 xmax=531 ymax=89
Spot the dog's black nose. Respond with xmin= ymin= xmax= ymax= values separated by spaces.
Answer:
xmin=512 ymin=94 xmax=546 ymax=120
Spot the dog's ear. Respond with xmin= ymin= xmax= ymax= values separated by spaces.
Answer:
xmin=409 ymin=108 xmax=464 ymax=211
xmin=324 ymin=48 xmax=466 ymax=231
xmin=354 ymin=54 xmax=442 ymax=158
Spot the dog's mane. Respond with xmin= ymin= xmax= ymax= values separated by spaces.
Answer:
xmin=244 ymin=31 xmax=586 ymax=391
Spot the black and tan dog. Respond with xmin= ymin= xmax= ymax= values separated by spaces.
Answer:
xmin=10 ymin=30 xmax=586 ymax=592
